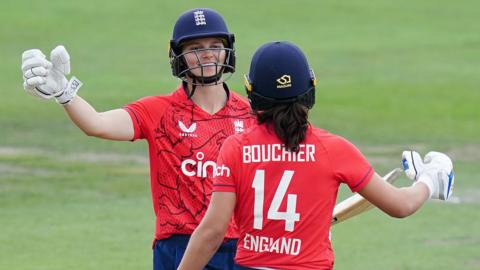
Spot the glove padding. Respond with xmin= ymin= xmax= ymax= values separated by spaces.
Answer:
xmin=21 ymin=45 xmax=82 ymax=104
xmin=22 ymin=49 xmax=55 ymax=99
xmin=403 ymin=151 xmax=455 ymax=200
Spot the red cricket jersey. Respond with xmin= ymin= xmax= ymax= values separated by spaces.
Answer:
xmin=124 ymin=85 xmax=255 ymax=241
xmin=213 ymin=124 xmax=374 ymax=269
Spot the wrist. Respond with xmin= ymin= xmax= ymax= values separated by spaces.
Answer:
xmin=55 ymin=77 xmax=82 ymax=105
xmin=415 ymin=174 xmax=434 ymax=198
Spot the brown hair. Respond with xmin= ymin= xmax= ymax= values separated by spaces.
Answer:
xmin=255 ymin=103 xmax=309 ymax=152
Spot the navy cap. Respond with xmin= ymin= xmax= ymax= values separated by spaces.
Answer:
xmin=247 ymin=41 xmax=314 ymax=100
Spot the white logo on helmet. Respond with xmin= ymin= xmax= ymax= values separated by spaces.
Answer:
xmin=276 ymin=75 xmax=292 ymax=88
xmin=194 ymin=11 xmax=206 ymax=26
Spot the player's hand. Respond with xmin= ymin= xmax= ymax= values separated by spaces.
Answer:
xmin=402 ymin=150 xmax=424 ymax=180
xmin=415 ymin=151 xmax=455 ymax=200
xmin=21 ymin=45 xmax=82 ymax=105
xmin=22 ymin=49 xmax=55 ymax=99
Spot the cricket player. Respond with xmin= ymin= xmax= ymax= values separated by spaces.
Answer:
xmin=20 ymin=8 xmax=255 ymax=270
xmin=177 ymin=41 xmax=455 ymax=270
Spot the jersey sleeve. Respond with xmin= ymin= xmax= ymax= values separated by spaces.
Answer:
xmin=123 ymin=96 xmax=156 ymax=141
xmin=213 ymin=135 xmax=240 ymax=193
xmin=329 ymin=136 xmax=374 ymax=192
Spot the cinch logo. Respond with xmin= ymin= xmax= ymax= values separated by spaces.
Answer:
xmin=180 ymin=152 xmax=231 ymax=178
xmin=178 ymin=121 xmax=198 ymax=137
xmin=276 ymin=75 xmax=292 ymax=88
xmin=193 ymin=10 xmax=206 ymax=26
xmin=234 ymin=119 xmax=244 ymax=133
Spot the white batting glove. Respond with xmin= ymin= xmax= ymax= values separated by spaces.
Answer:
xmin=21 ymin=45 xmax=82 ymax=105
xmin=22 ymin=49 xmax=54 ymax=99
xmin=411 ymin=151 xmax=455 ymax=200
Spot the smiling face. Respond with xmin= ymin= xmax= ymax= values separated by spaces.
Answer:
xmin=180 ymin=37 xmax=227 ymax=78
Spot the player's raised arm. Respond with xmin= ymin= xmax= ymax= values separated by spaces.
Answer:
xmin=21 ymin=45 xmax=134 ymax=141
xmin=358 ymin=151 xmax=454 ymax=218
xmin=63 ymin=97 xmax=134 ymax=141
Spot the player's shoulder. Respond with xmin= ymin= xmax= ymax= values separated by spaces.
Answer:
xmin=229 ymin=90 xmax=248 ymax=102
xmin=128 ymin=86 xmax=185 ymax=107
xmin=309 ymin=126 xmax=354 ymax=148
xmin=228 ymin=90 xmax=251 ymax=108
xmin=133 ymin=95 xmax=168 ymax=104
xmin=310 ymin=126 xmax=336 ymax=140
xmin=220 ymin=132 xmax=244 ymax=155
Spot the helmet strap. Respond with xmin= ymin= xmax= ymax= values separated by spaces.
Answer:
xmin=182 ymin=80 xmax=197 ymax=99
xmin=182 ymin=80 xmax=230 ymax=100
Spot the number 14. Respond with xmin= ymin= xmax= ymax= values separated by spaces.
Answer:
xmin=251 ymin=170 xmax=300 ymax=232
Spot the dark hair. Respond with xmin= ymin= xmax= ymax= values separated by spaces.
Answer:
xmin=255 ymin=102 xmax=309 ymax=152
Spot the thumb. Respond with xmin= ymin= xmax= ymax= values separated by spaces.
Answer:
xmin=402 ymin=150 xmax=424 ymax=180
xmin=50 ymin=45 xmax=71 ymax=75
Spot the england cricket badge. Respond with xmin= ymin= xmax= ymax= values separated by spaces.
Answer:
xmin=234 ymin=119 xmax=244 ymax=133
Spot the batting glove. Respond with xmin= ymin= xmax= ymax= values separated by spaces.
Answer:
xmin=21 ymin=45 xmax=82 ymax=105
xmin=402 ymin=150 xmax=424 ymax=180
xmin=404 ymin=151 xmax=455 ymax=200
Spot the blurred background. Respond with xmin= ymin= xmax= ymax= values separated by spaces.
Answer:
xmin=1 ymin=0 xmax=479 ymax=269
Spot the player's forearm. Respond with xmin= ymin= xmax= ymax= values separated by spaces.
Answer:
xmin=397 ymin=182 xmax=430 ymax=216
xmin=380 ymin=183 xmax=430 ymax=218
xmin=177 ymin=226 xmax=224 ymax=270
xmin=63 ymin=96 xmax=108 ymax=137
xmin=360 ymin=173 xmax=430 ymax=218
xmin=178 ymin=193 xmax=235 ymax=269
xmin=62 ymin=96 xmax=134 ymax=141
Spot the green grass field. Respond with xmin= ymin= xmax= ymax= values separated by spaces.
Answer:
xmin=1 ymin=0 xmax=479 ymax=269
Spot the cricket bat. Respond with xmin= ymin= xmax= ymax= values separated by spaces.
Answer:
xmin=331 ymin=168 xmax=403 ymax=226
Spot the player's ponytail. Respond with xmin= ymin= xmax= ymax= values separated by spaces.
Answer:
xmin=246 ymin=41 xmax=315 ymax=152
xmin=255 ymin=102 xmax=309 ymax=152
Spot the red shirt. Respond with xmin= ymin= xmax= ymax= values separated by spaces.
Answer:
xmin=124 ymin=85 xmax=255 ymax=241
xmin=213 ymin=124 xmax=374 ymax=270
